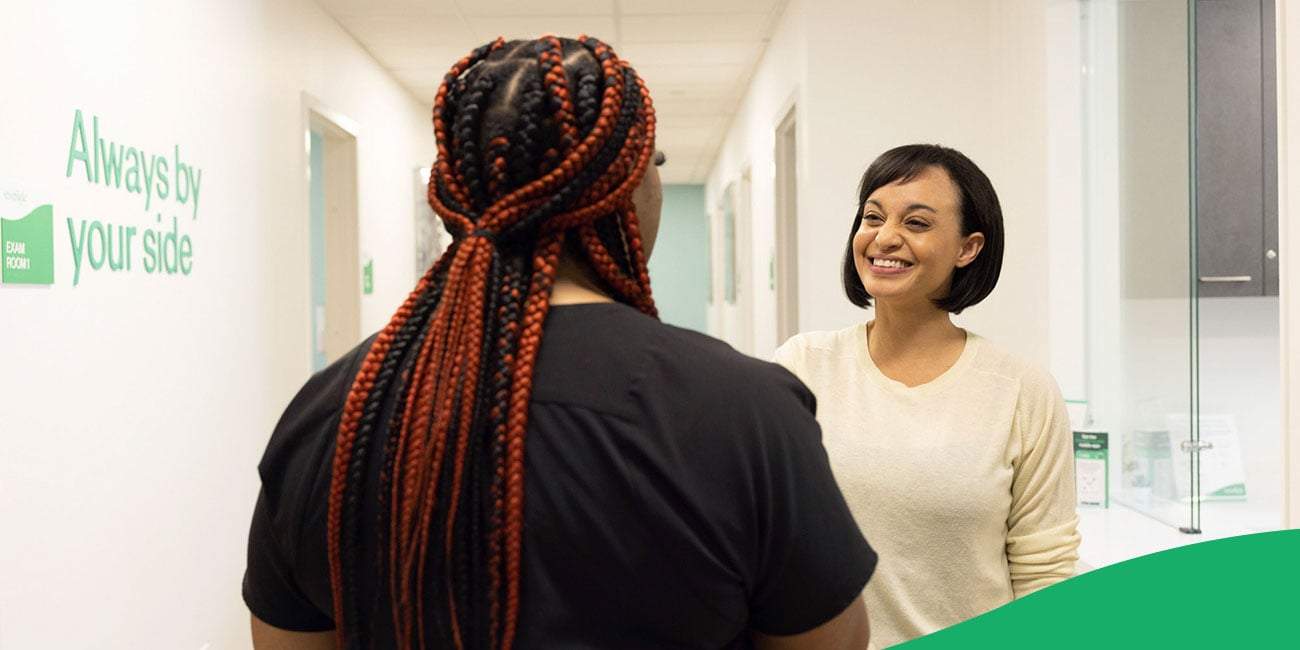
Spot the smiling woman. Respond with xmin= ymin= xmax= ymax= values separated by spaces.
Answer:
xmin=842 ymin=145 xmax=1004 ymax=316
xmin=775 ymin=144 xmax=1080 ymax=648
xmin=851 ymin=165 xmax=984 ymax=310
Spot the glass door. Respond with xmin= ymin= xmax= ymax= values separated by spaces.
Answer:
xmin=1081 ymin=0 xmax=1202 ymax=532
xmin=1191 ymin=0 xmax=1283 ymax=534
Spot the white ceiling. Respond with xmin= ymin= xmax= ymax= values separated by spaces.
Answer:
xmin=312 ymin=0 xmax=789 ymax=183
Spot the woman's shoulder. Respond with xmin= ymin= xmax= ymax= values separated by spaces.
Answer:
xmin=258 ymin=335 xmax=376 ymax=482
xmin=658 ymin=322 xmax=808 ymax=393
xmin=571 ymin=306 xmax=812 ymax=404
xmin=966 ymin=333 xmax=1063 ymax=398
xmin=774 ymin=323 xmax=862 ymax=364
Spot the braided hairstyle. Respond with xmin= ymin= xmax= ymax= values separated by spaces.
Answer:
xmin=326 ymin=35 xmax=658 ymax=649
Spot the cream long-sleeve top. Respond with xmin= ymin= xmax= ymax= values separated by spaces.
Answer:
xmin=774 ymin=324 xmax=1080 ymax=649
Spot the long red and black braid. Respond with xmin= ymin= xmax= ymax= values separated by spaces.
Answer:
xmin=326 ymin=35 xmax=657 ymax=649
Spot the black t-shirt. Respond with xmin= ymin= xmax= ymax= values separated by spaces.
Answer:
xmin=244 ymin=302 xmax=876 ymax=648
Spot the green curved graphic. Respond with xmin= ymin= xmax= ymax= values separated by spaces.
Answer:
xmin=1 ymin=204 xmax=55 ymax=285
xmin=898 ymin=529 xmax=1300 ymax=649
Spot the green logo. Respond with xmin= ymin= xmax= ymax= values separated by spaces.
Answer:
xmin=363 ymin=259 xmax=374 ymax=295
xmin=2 ymin=204 xmax=55 ymax=285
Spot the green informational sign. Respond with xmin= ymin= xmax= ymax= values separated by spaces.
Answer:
xmin=60 ymin=109 xmax=205 ymax=286
xmin=363 ymin=259 xmax=374 ymax=295
xmin=1 ymin=197 xmax=55 ymax=285
xmin=1073 ymin=430 xmax=1108 ymax=508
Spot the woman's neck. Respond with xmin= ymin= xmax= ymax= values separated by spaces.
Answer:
xmin=869 ymin=300 xmax=960 ymax=343
xmin=866 ymin=300 xmax=966 ymax=386
xmin=549 ymin=251 xmax=614 ymax=305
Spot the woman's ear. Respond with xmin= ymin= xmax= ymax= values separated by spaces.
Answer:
xmin=955 ymin=232 xmax=985 ymax=269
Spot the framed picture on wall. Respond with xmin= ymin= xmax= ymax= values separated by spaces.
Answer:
xmin=706 ymin=202 xmax=715 ymax=305
xmin=723 ymin=181 xmax=737 ymax=304
xmin=414 ymin=167 xmax=453 ymax=281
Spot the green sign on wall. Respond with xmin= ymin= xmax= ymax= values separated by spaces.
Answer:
xmin=1 ymin=187 xmax=55 ymax=285
xmin=61 ymin=109 xmax=205 ymax=286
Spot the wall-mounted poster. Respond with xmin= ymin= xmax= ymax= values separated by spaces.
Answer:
xmin=0 ymin=181 xmax=54 ymax=286
xmin=723 ymin=181 xmax=737 ymax=304
xmin=706 ymin=202 xmax=715 ymax=305
xmin=414 ymin=167 xmax=453 ymax=281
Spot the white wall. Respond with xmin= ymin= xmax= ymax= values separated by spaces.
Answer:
xmin=708 ymin=0 xmax=1053 ymax=367
xmin=706 ymin=0 xmax=807 ymax=359
xmin=1046 ymin=0 xmax=1088 ymax=402
xmin=0 ymin=1 xmax=431 ymax=647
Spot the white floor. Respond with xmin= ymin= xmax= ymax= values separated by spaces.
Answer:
xmin=1075 ymin=501 xmax=1283 ymax=572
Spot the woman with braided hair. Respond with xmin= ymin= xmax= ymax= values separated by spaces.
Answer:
xmin=244 ymin=36 xmax=875 ymax=650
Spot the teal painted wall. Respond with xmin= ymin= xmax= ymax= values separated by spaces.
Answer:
xmin=648 ymin=184 xmax=708 ymax=333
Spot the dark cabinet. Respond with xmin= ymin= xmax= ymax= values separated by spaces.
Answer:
xmin=1196 ymin=0 xmax=1278 ymax=297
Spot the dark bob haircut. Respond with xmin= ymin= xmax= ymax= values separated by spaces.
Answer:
xmin=841 ymin=144 xmax=1004 ymax=314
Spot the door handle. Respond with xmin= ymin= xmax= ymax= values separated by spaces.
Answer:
xmin=1198 ymin=275 xmax=1252 ymax=282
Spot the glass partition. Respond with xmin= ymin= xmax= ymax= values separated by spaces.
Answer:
xmin=1082 ymin=0 xmax=1201 ymax=532
xmin=1192 ymin=0 xmax=1282 ymax=533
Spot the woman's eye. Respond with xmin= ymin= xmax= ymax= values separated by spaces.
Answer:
xmin=863 ymin=213 xmax=884 ymax=224
xmin=906 ymin=219 xmax=929 ymax=229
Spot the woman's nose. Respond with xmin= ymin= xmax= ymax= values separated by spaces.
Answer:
xmin=875 ymin=221 xmax=903 ymax=249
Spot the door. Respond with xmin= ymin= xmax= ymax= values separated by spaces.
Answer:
xmin=307 ymin=108 xmax=361 ymax=372
xmin=774 ymin=107 xmax=800 ymax=346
